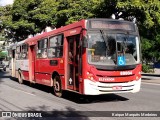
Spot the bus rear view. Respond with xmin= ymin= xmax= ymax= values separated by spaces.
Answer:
xmin=83 ymin=19 xmax=141 ymax=95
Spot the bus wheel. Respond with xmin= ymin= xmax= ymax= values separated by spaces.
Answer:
xmin=18 ymin=70 xmax=23 ymax=84
xmin=53 ymin=76 xmax=62 ymax=97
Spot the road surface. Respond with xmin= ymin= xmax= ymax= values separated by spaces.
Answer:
xmin=0 ymin=70 xmax=160 ymax=120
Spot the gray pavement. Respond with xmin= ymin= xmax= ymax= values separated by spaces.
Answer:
xmin=142 ymin=73 xmax=160 ymax=84
xmin=141 ymin=68 xmax=160 ymax=84
xmin=0 ymin=69 xmax=160 ymax=120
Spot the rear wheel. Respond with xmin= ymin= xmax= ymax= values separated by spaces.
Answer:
xmin=53 ymin=76 xmax=62 ymax=97
xmin=18 ymin=70 xmax=23 ymax=84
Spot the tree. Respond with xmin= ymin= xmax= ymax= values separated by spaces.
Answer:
xmin=94 ymin=0 xmax=118 ymax=18
xmin=0 ymin=5 xmax=13 ymax=41
xmin=117 ymin=0 xmax=160 ymax=62
xmin=10 ymin=0 xmax=100 ymax=41
xmin=11 ymin=0 xmax=42 ymax=41
xmin=55 ymin=0 xmax=100 ymax=27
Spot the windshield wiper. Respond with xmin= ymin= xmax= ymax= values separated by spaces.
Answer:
xmin=100 ymin=30 xmax=109 ymax=51
xmin=122 ymin=33 xmax=129 ymax=53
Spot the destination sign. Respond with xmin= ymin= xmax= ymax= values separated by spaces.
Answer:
xmin=89 ymin=20 xmax=135 ymax=31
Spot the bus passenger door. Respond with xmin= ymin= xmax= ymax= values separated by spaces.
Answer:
xmin=11 ymin=49 xmax=16 ymax=77
xmin=29 ymin=45 xmax=36 ymax=83
xmin=67 ymin=35 xmax=80 ymax=91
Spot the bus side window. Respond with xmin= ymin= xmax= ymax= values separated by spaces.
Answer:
xmin=36 ymin=49 xmax=40 ymax=58
xmin=48 ymin=48 xmax=55 ymax=58
xmin=49 ymin=34 xmax=64 ymax=58
xmin=37 ymin=38 xmax=48 ymax=58
xmin=42 ymin=49 xmax=47 ymax=58
xmin=21 ymin=44 xmax=28 ymax=59
xmin=16 ymin=46 xmax=21 ymax=60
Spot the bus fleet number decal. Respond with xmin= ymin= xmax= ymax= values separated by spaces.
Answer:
xmin=120 ymin=71 xmax=132 ymax=75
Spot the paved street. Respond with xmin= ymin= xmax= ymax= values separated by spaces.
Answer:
xmin=142 ymin=73 xmax=160 ymax=84
xmin=0 ymin=70 xmax=160 ymax=120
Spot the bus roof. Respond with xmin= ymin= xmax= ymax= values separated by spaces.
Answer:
xmin=16 ymin=18 xmax=136 ymax=46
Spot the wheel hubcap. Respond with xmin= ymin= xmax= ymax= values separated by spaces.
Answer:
xmin=55 ymin=81 xmax=60 ymax=91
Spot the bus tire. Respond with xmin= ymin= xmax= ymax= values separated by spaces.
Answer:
xmin=18 ymin=70 xmax=23 ymax=84
xmin=53 ymin=76 xmax=62 ymax=97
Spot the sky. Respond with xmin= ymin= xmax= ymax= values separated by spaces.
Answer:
xmin=0 ymin=0 xmax=14 ymax=6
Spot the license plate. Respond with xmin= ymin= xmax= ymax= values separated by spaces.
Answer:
xmin=112 ymin=86 xmax=122 ymax=90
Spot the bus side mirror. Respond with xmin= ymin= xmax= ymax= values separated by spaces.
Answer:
xmin=82 ymin=36 xmax=88 ymax=48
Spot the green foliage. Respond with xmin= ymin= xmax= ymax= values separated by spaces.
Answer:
xmin=0 ymin=5 xmax=15 ymax=41
xmin=55 ymin=0 xmax=99 ymax=27
xmin=4 ymin=0 xmax=100 ymax=41
xmin=118 ymin=0 xmax=160 ymax=45
xmin=0 ymin=51 xmax=7 ymax=58
xmin=94 ymin=0 xmax=117 ymax=18
xmin=141 ymin=37 xmax=153 ymax=61
xmin=117 ymin=0 xmax=160 ymax=28
xmin=142 ymin=64 xmax=154 ymax=73
xmin=153 ymin=34 xmax=160 ymax=61
xmin=11 ymin=0 xmax=43 ymax=40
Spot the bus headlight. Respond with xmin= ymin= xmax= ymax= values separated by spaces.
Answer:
xmin=87 ymin=72 xmax=94 ymax=80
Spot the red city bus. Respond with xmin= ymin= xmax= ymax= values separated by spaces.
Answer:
xmin=9 ymin=18 xmax=141 ymax=97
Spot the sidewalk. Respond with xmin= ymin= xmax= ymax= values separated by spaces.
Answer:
xmin=142 ymin=73 xmax=160 ymax=84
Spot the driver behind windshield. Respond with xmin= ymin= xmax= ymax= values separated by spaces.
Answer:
xmin=107 ymin=37 xmax=116 ymax=60
xmin=92 ymin=41 xmax=106 ymax=56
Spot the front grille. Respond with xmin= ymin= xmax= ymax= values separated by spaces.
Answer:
xmin=95 ymin=80 xmax=136 ymax=93
xmin=98 ymin=84 xmax=134 ymax=88
xmin=99 ymin=89 xmax=133 ymax=92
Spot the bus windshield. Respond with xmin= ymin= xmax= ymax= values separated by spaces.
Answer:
xmin=87 ymin=31 xmax=140 ymax=66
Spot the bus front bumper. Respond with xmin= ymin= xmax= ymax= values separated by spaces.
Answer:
xmin=84 ymin=78 xmax=141 ymax=95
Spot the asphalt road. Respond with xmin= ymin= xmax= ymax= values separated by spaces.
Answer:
xmin=0 ymin=70 xmax=160 ymax=120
